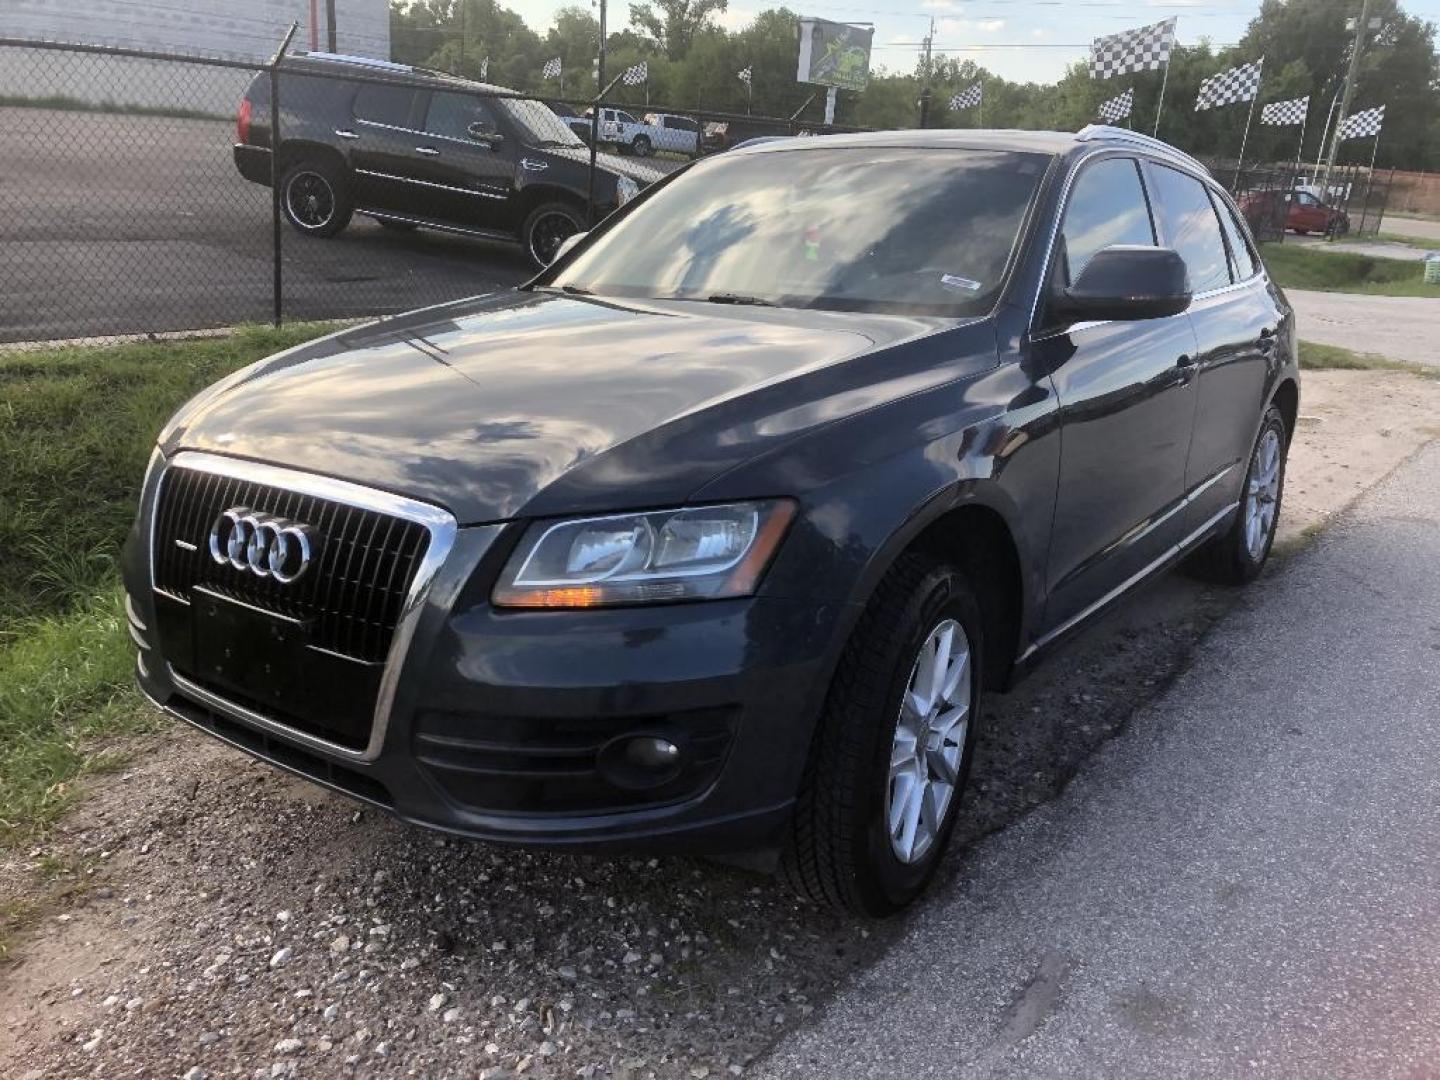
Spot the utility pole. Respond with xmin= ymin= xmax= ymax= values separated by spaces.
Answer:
xmin=918 ymin=16 xmax=934 ymax=127
xmin=325 ymin=0 xmax=337 ymax=51
xmin=1320 ymin=0 xmax=1372 ymax=193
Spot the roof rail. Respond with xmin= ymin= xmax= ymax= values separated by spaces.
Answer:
xmin=1075 ymin=124 xmax=1209 ymax=174
xmin=298 ymin=51 xmax=413 ymax=73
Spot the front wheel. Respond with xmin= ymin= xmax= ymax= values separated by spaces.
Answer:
xmin=1185 ymin=405 xmax=1288 ymax=585
xmin=279 ymin=161 xmax=353 ymax=238
xmin=522 ymin=202 xmax=585 ymax=268
xmin=781 ymin=555 xmax=983 ymax=916
xmin=631 ymin=135 xmax=653 ymax=157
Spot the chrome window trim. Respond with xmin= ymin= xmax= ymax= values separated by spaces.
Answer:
xmin=355 ymin=167 xmax=507 ymax=200
xmin=149 ymin=451 xmax=458 ymax=763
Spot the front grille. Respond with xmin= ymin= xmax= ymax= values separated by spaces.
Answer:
xmin=153 ymin=465 xmax=431 ymax=665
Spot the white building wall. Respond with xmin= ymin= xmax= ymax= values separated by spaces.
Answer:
xmin=0 ymin=0 xmax=391 ymax=112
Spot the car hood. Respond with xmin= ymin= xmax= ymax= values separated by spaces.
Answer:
xmin=162 ymin=291 xmax=994 ymax=524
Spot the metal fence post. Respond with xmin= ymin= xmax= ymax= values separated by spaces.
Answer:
xmin=269 ymin=23 xmax=298 ymax=328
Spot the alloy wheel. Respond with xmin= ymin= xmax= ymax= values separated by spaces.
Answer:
xmin=286 ymin=171 xmax=335 ymax=230
xmin=1245 ymin=427 xmax=1282 ymax=559
xmin=886 ymin=617 xmax=971 ymax=864
xmin=530 ymin=211 xmax=578 ymax=265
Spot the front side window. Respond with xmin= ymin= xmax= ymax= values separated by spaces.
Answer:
xmin=1147 ymin=163 xmax=1232 ymax=293
xmin=426 ymin=91 xmax=501 ymax=140
xmin=550 ymin=147 xmax=1049 ymax=316
xmin=1213 ymin=192 xmax=1258 ymax=281
xmin=353 ymin=83 xmax=415 ymax=127
xmin=497 ymin=98 xmax=585 ymax=146
xmin=1058 ymin=157 xmax=1155 ymax=284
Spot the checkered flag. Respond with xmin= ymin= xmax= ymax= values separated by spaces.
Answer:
xmin=1097 ymin=87 xmax=1133 ymax=123
xmin=1195 ymin=57 xmax=1263 ymax=111
xmin=542 ymin=57 xmax=562 ymax=80
xmin=1340 ymin=104 xmax=1385 ymax=140
xmin=1090 ymin=18 xmax=1176 ymax=80
xmin=737 ymin=66 xmax=752 ymax=85
xmin=1260 ymin=95 xmax=1308 ymax=126
xmin=621 ymin=61 xmax=648 ymax=86
xmin=949 ymin=83 xmax=982 ymax=111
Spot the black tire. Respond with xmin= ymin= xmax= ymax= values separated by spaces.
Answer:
xmin=631 ymin=135 xmax=653 ymax=157
xmin=523 ymin=201 xmax=586 ymax=268
xmin=377 ymin=219 xmax=418 ymax=232
xmin=279 ymin=160 xmax=353 ymax=238
xmin=1185 ymin=404 xmax=1288 ymax=585
xmin=780 ymin=554 xmax=984 ymax=916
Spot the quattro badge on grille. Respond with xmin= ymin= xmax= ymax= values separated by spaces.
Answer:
xmin=208 ymin=507 xmax=319 ymax=584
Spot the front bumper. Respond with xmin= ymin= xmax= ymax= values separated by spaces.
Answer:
xmin=123 ymin=492 xmax=843 ymax=853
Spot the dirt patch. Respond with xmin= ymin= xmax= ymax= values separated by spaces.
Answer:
xmin=2 ymin=369 xmax=1435 ymax=1080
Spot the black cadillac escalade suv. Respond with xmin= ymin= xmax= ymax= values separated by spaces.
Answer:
xmin=129 ymin=126 xmax=1298 ymax=915
xmin=233 ymin=52 xmax=654 ymax=265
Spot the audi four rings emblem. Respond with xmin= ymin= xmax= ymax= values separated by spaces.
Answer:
xmin=208 ymin=507 xmax=319 ymax=584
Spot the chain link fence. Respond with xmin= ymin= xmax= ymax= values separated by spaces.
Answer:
xmin=1215 ymin=158 xmax=1397 ymax=243
xmin=0 ymin=37 xmax=863 ymax=349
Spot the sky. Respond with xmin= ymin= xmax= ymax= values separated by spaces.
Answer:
xmin=501 ymin=0 xmax=1440 ymax=84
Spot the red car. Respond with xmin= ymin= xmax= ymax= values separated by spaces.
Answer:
xmin=1239 ymin=189 xmax=1350 ymax=236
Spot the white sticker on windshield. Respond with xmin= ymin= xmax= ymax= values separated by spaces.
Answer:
xmin=941 ymin=274 xmax=982 ymax=293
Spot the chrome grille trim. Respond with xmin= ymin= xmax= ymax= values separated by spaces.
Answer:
xmin=149 ymin=451 xmax=458 ymax=762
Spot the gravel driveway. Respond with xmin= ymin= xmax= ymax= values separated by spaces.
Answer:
xmin=1287 ymin=288 xmax=1440 ymax=368
xmin=759 ymin=439 xmax=1440 ymax=1080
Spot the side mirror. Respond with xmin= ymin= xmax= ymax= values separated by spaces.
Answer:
xmin=468 ymin=122 xmax=503 ymax=148
xmin=552 ymin=232 xmax=588 ymax=263
xmin=1054 ymin=246 xmax=1191 ymax=324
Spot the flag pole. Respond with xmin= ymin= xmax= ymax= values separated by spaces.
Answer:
xmin=1152 ymin=61 xmax=1170 ymax=137
xmin=1294 ymin=106 xmax=1308 ymax=174
xmin=1234 ymin=91 xmax=1258 ymax=188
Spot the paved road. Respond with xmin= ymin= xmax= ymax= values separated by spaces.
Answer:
xmin=760 ymin=441 xmax=1440 ymax=1080
xmin=0 ymin=107 xmax=530 ymax=342
xmin=1290 ymin=234 xmax=1433 ymax=260
xmin=1288 ymin=288 xmax=1440 ymax=368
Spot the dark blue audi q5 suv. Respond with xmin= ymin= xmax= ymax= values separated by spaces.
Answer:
xmin=124 ymin=125 xmax=1297 ymax=915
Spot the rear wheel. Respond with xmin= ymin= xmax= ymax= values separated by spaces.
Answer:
xmin=523 ymin=202 xmax=585 ymax=268
xmin=280 ymin=160 xmax=352 ymax=238
xmin=1185 ymin=405 xmax=1288 ymax=585
xmin=781 ymin=555 xmax=983 ymax=916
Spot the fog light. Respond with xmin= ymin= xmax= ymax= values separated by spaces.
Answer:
xmin=597 ymin=734 xmax=686 ymax=790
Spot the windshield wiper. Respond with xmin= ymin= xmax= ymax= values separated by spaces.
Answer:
xmin=705 ymin=292 xmax=778 ymax=307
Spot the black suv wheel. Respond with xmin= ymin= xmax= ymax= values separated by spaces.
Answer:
xmin=782 ymin=554 xmax=983 ymax=916
xmin=523 ymin=202 xmax=585 ymax=267
xmin=280 ymin=160 xmax=354 ymax=238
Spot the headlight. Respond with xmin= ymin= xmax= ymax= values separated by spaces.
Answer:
xmin=493 ymin=500 xmax=795 ymax=609
xmin=615 ymin=174 xmax=639 ymax=206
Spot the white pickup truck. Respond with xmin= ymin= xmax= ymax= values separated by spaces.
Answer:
xmin=591 ymin=108 xmax=700 ymax=158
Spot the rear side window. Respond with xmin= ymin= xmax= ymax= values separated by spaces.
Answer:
xmin=426 ymin=92 xmax=501 ymax=140
xmin=1212 ymin=193 xmax=1258 ymax=281
xmin=1059 ymin=157 xmax=1155 ymax=284
xmin=1148 ymin=164 xmax=1232 ymax=293
xmin=353 ymin=84 xmax=414 ymax=127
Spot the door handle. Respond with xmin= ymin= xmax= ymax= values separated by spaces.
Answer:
xmin=415 ymin=146 xmax=440 ymax=156
xmin=334 ymin=128 xmax=359 ymax=140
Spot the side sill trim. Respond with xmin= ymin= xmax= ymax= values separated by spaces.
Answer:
xmin=1020 ymin=498 xmax=1240 ymax=662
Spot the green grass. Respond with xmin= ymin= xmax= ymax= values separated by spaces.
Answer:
xmin=1375 ymin=232 xmax=1437 ymax=249
xmin=1298 ymin=339 xmax=1438 ymax=380
xmin=0 ymin=324 xmax=335 ymax=844
xmin=1260 ymin=243 xmax=1439 ymax=297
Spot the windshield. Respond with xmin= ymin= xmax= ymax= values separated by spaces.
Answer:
xmin=550 ymin=147 xmax=1048 ymax=316
xmin=498 ymin=97 xmax=585 ymax=146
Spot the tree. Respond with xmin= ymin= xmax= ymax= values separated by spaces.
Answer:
xmin=628 ymin=0 xmax=729 ymax=61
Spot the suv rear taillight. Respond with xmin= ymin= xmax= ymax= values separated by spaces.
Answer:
xmin=237 ymin=97 xmax=252 ymax=144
